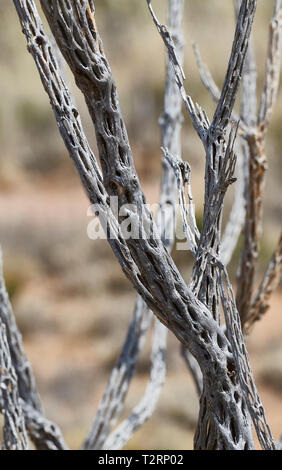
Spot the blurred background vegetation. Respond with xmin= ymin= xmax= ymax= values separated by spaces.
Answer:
xmin=0 ymin=0 xmax=281 ymax=449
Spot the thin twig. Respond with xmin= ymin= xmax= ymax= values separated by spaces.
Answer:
xmin=245 ymin=232 xmax=282 ymax=333
xmin=103 ymin=317 xmax=167 ymax=450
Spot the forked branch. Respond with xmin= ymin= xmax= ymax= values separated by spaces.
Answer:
xmin=13 ymin=0 xmax=277 ymax=451
xmin=83 ymin=0 xmax=184 ymax=449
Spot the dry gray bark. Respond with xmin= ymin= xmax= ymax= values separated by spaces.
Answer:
xmin=103 ymin=315 xmax=167 ymax=450
xmin=220 ymin=143 xmax=245 ymax=267
xmin=0 ymin=322 xmax=28 ymax=450
xmin=162 ymin=149 xmax=199 ymax=255
xmin=19 ymin=400 xmax=67 ymax=450
xmin=236 ymin=0 xmax=282 ymax=328
xmin=82 ymin=0 xmax=184 ymax=450
xmin=0 ymin=248 xmax=67 ymax=449
xmin=245 ymin=232 xmax=282 ymax=334
xmin=9 ymin=0 xmax=279 ymax=450
xmin=180 ymin=343 xmax=203 ymax=397
xmin=0 ymin=252 xmax=41 ymax=413
xmin=148 ymin=0 xmax=275 ymax=450
xmin=42 ymin=0 xmax=257 ymax=450
xmin=82 ymin=297 xmax=152 ymax=450
xmin=217 ymin=265 xmax=274 ymax=450
xmin=192 ymin=1 xmax=255 ymax=268
xmin=15 ymin=0 xmax=254 ymax=450
xmin=191 ymin=0 xmax=282 ymax=334
xmin=188 ymin=5 xmax=279 ymax=434
xmin=104 ymin=0 xmax=185 ymax=448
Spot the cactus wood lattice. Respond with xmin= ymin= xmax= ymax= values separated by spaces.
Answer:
xmin=0 ymin=0 xmax=281 ymax=450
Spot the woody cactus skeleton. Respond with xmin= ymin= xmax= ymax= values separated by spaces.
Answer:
xmin=0 ymin=0 xmax=280 ymax=450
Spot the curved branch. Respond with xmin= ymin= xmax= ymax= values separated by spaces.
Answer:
xmin=0 ymin=246 xmax=67 ymax=450
xmin=83 ymin=0 xmax=185 ymax=449
xmin=245 ymin=232 xmax=282 ymax=333
xmin=146 ymin=0 xmax=209 ymax=141
xmin=180 ymin=344 xmax=203 ymax=396
xmin=192 ymin=43 xmax=245 ymax=132
xmin=82 ymin=298 xmax=151 ymax=449
xmin=258 ymin=0 xmax=282 ymax=132
xmin=15 ymin=0 xmax=260 ymax=449
xmin=103 ymin=318 xmax=167 ymax=450
xmin=236 ymin=1 xmax=282 ymax=325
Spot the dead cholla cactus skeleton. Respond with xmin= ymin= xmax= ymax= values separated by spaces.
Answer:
xmin=0 ymin=0 xmax=281 ymax=450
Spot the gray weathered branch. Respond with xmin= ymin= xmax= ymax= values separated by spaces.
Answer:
xmin=180 ymin=343 xmax=203 ymax=396
xmin=103 ymin=316 xmax=167 ymax=450
xmin=0 ymin=322 xmax=28 ymax=450
xmin=83 ymin=0 xmax=185 ymax=450
xmin=0 ymin=246 xmax=67 ymax=449
xmin=218 ymin=265 xmax=275 ymax=450
xmin=236 ymin=0 xmax=282 ymax=327
xmin=146 ymin=0 xmax=209 ymax=141
xmin=258 ymin=0 xmax=282 ymax=132
xmin=13 ymin=0 xmax=276 ymax=450
xmin=245 ymin=232 xmax=282 ymax=333
xmin=38 ymin=1 xmax=257 ymax=450
xmin=148 ymin=0 xmax=276 ymax=450
xmin=82 ymin=297 xmax=151 ymax=449
xmin=101 ymin=0 xmax=186 ymax=448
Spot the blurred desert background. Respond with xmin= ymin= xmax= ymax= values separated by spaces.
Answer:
xmin=0 ymin=0 xmax=281 ymax=450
